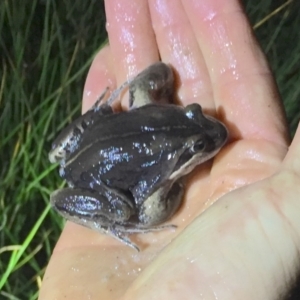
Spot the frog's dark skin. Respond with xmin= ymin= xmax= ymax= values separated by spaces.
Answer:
xmin=49 ymin=62 xmax=228 ymax=251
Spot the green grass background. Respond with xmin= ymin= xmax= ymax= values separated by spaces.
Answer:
xmin=0 ymin=0 xmax=299 ymax=299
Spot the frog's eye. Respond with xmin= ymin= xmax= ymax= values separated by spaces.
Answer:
xmin=190 ymin=140 xmax=206 ymax=153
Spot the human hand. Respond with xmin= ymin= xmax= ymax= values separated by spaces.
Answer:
xmin=39 ymin=0 xmax=300 ymax=299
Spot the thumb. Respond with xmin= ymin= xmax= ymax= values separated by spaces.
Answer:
xmin=123 ymin=123 xmax=300 ymax=300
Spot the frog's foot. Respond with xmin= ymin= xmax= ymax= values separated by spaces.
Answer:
xmin=108 ymin=223 xmax=176 ymax=251
xmin=119 ymin=223 xmax=177 ymax=234
xmin=108 ymin=228 xmax=140 ymax=252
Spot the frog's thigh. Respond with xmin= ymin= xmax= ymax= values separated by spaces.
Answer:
xmin=50 ymin=187 xmax=134 ymax=224
xmin=128 ymin=62 xmax=174 ymax=107
xmin=139 ymin=181 xmax=184 ymax=225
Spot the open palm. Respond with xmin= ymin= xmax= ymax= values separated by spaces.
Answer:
xmin=39 ymin=1 xmax=300 ymax=299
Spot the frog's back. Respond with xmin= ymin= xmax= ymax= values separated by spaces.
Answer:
xmin=64 ymin=103 xmax=204 ymax=194
xmin=82 ymin=103 xmax=201 ymax=144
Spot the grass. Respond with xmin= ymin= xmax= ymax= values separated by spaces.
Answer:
xmin=0 ymin=0 xmax=299 ymax=299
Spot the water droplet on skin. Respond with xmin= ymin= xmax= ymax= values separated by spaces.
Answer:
xmin=186 ymin=256 xmax=197 ymax=263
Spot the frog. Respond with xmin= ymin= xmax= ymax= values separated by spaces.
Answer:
xmin=49 ymin=62 xmax=228 ymax=251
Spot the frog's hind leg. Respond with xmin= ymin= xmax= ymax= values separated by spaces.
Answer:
xmin=137 ymin=181 xmax=184 ymax=226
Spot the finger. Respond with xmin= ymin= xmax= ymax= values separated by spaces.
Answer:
xmin=105 ymin=0 xmax=159 ymax=87
xmin=82 ymin=45 xmax=116 ymax=113
xmin=182 ymin=0 xmax=289 ymax=145
xmin=148 ymin=0 xmax=214 ymax=109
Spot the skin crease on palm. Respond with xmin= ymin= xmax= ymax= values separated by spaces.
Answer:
xmin=38 ymin=0 xmax=300 ymax=299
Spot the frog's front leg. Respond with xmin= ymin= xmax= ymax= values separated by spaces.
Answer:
xmin=138 ymin=181 xmax=184 ymax=226
xmin=49 ymin=91 xmax=114 ymax=164
xmin=50 ymin=187 xmax=140 ymax=250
